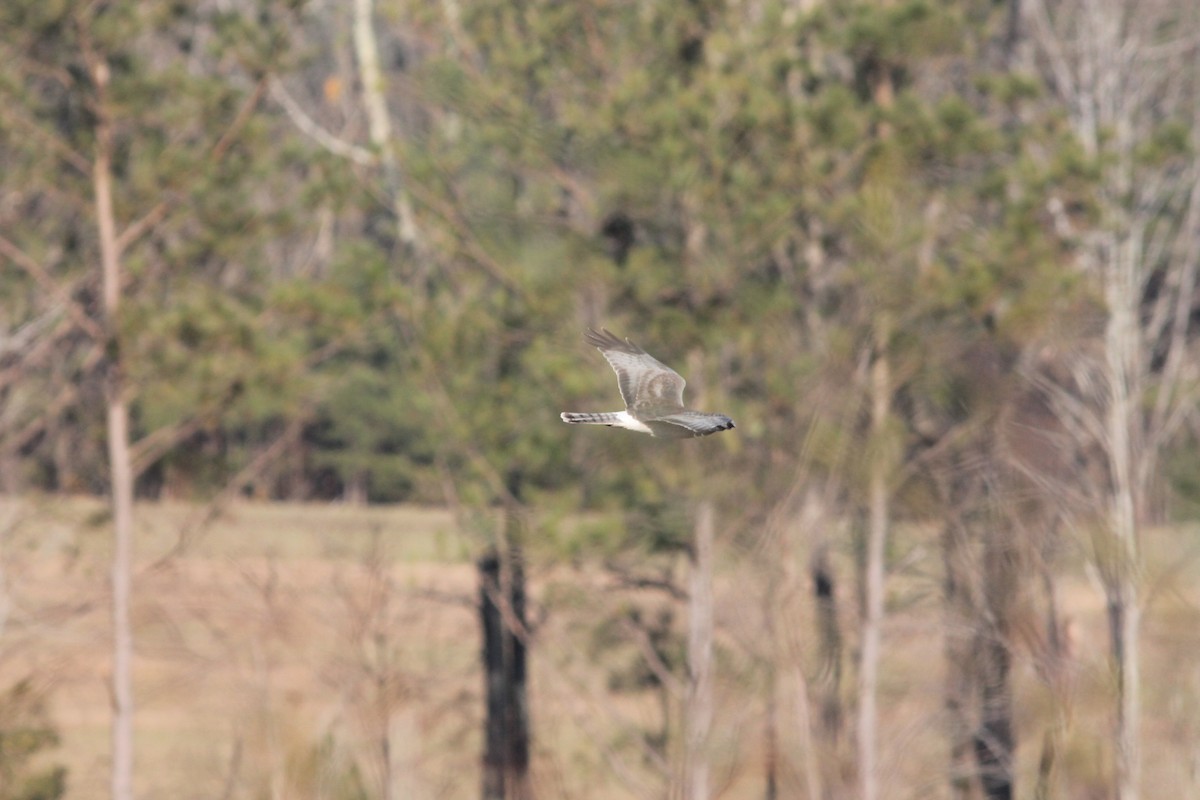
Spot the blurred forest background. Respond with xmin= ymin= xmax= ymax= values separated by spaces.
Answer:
xmin=2 ymin=0 xmax=1200 ymax=798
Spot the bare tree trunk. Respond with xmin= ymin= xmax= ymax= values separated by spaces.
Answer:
xmin=1104 ymin=234 xmax=1142 ymax=800
xmin=764 ymin=681 xmax=778 ymax=800
xmin=684 ymin=500 xmax=715 ymax=800
xmin=105 ymin=399 xmax=136 ymax=800
xmin=857 ymin=323 xmax=891 ymax=800
xmin=90 ymin=54 xmax=136 ymax=800
xmin=762 ymin=556 xmax=780 ymax=800
xmin=784 ymin=489 xmax=832 ymax=800
xmin=1021 ymin=3 xmax=1200 ymax=795
xmin=1034 ymin=555 xmax=1069 ymax=800
xmin=811 ymin=540 xmax=845 ymax=799
xmin=479 ymin=509 xmax=530 ymax=800
xmin=975 ymin=642 xmax=1014 ymax=800
xmin=940 ymin=518 xmax=977 ymax=800
xmin=975 ymin=517 xmax=1016 ymax=800
xmin=352 ymin=0 xmax=419 ymax=249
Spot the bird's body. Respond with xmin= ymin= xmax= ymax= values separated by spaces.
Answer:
xmin=560 ymin=328 xmax=735 ymax=439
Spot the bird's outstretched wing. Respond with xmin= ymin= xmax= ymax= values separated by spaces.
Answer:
xmin=644 ymin=412 xmax=736 ymax=439
xmin=585 ymin=328 xmax=686 ymax=413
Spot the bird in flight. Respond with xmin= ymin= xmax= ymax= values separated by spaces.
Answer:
xmin=561 ymin=328 xmax=735 ymax=439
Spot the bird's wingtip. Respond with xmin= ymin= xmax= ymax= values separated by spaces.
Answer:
xmin=584 ymin=327 xmax=619 ymax=348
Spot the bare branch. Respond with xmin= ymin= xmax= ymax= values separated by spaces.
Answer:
xmin=618 ymin=616 xmax=684 ymax=699
xmin=128 ymin=400 xmax=224 ymax=478
xmin=116 ymin=76 xmax=271 ymax=255
xmin=1023 ymin=0 xmax=1079 ymax=110
xmin=602 ymin=570 xmax=689 ymax=602
xmin=1145 ymin=119 xmax=1200 ymax=461
xmin=268 ymin=77 xmax=376 ymax=165
xmin=0 ymin=306 xmax=64 ymax=358
xmin=150 ymin=410 xmax=312 ymax=565
xmin=418 ymin=351 xmax=520 ymax=508
xmin=479 ymin=568 xmax=534 ymax=643
xmin=0 ymin=102 xmax=92 ymax=175
xmin=0 ymin=234 xmax=104 ymax=341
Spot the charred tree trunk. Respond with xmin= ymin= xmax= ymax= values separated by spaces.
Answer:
xmin=811 ymin=544 xmax=844 ymax=746
xmin=479 ymin=541 xmax=530 ymax=800
xmin=975 ymin=648 xmax=1014 ymax=800
xmin=811 ymin=541 xmax=846 ymax=800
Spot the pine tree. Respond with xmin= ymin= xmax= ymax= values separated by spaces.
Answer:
xmin=0 ymin=3 xmax=311 ymax=796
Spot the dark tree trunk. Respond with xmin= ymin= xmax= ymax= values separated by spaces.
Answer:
xmin=975 ymin=521 xmax=1016 ymax=800
xmin=479 ymin=544 xmax=530 ymax=800
xmin=812 ymin=540 xmax=847 ymax=800
xmin=941 ymin=519 xmax=977 ymax=800
xmin=975 ymin=636 xmax=1014 ymax=800
xmin=975 ymin=651 xmax=1014 ymax=800
xmin=811 ymin=544 xmax=844 ymax=744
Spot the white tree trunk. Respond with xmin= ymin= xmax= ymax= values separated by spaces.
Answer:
xmin=1104 ymin=231 xmax=1142 ymax=800
xmin=91 ymin=55 xmax=136 ymax=800
xmin=857 ymin=333 xmax=890 ymax=800
xmin=352 ymin=0 xmax=419 ymax=248
xmin=105 ymin=399 xmax=136 ymax=800
xmin=685 ymin=500 xmax=715 ymax=800
xmin=1022 ymin=4 xmax=1200 ymax=797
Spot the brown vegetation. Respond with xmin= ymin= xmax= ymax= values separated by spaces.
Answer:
xmin=2 ymin=498 xmax=1198 ymax=798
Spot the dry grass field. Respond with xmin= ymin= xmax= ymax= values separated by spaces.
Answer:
xmin=1 ymin=496 xmax=1198 ymax=799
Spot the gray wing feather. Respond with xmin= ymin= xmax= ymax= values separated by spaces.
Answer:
xmin=585 ymin=328 xmax=686 ymax=413
xmin=645 ymin=412 xmax=735 ymax=439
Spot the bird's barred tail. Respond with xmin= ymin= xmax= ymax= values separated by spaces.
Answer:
xmin=561 ymin=412 xmax=622 ymax=426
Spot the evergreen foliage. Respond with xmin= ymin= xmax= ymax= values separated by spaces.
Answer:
xmin=1 ymin=0 xmax=1198 ymax=796
xmin=0 ymin=681 xmax=66 ymax=800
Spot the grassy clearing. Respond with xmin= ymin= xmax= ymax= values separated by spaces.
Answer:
xmin=0 ymin=497 xmax=1198 ymax=799
xmin=0 ymin=495 xmax=464 ymax=563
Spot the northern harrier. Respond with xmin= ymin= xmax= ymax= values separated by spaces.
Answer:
xmin=561 ymin=328 xmax=735 ymax=439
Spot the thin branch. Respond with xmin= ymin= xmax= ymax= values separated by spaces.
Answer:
xmin=1024 ymin=0 xmax=1079 ymax=108
xmin=602 ymin=567 xmax=689 ymax=602
xmin=115 ymin=76 xmax=271 ymax=255
xmin=0 ymin=234 xmax=104 ymax=341
xmin=618 ymin=616 xmax=684 ymax=699
xmin=129 ymin=400 xmax=223 ymax=477
xmin=0 ymin=306 xmax=64 ymax=358
xmin=418 ymin=348 xmax=519 ymax=508
xmin=114 ymin=200 xmax=171 ymax=256
xmin=129 ymin=358 xmax=276 ymax=477
xmin=554 ymin=669 xmax=666 ymax=796
xmin=149 ymin=410 xmax=312 ymax=566
xmin=479 ymin=570 xmax=534 ymax=644
xmin=409 ymin=586 xmax=476 ymax=610
xmin=1024 ymin=364 xmax=1109 ymax=448
xmin=1146 ymin=118 xmax=1200 ymax=460
xmin=211 ymin=75 xmax=269 ymax=162
xmin=0 ymin=103 xmax=92 ymax=175
xmin=268 ymin=77 xmax=375 ymax=165
xmin=404 ymin=174 xmax=523 ymax=294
